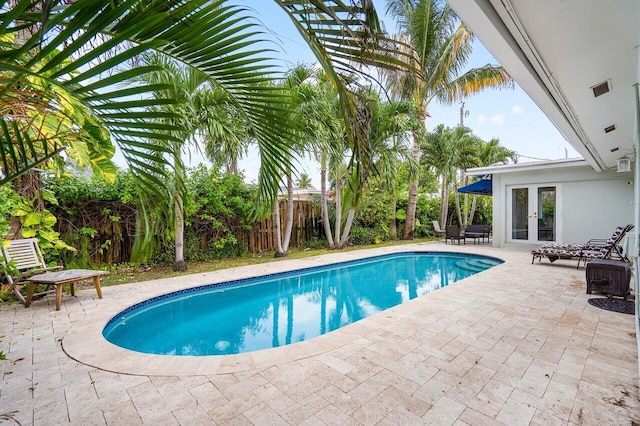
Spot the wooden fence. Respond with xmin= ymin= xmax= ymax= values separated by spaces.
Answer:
xmin=54 ymin=199 xmax=323 ymax=264
xmin=243 ymin=200 xmax=323 ymax=253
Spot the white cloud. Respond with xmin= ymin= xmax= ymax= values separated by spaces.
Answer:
xmin=512 ymin=105 xmax=525 ymax=115
xmin=477 ymin=114 xmax=487 ymax=125
xmin=491 ymin=114 xmax=504 ymax=125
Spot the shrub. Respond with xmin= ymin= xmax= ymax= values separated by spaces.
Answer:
xmin=302 ymin=236 xmax=328 ymax=250
xmin=348 ymin=227 xmax=379 ymax=246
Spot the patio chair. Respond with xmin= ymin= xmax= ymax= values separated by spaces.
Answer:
xmin=531 ymin=224 xmax=633 ymax=268
xmin=432 ymin=220 xmax=446 ymax=238
xmin=2 ymin=238 xmax=107 ymax=310
xmin=2 ymin=238 xmax=62 ymax=304
xmin=445 ymin=225 xmax=465 ymax=245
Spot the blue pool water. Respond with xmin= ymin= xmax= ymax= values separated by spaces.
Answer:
xmin=103 ymin=252 xmax=501 ymax=356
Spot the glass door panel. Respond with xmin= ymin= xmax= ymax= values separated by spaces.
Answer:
xmin=511 ymin=188 xmax=529 ymax=240
xmin=537 ymin=187 xmax=556 ymax=241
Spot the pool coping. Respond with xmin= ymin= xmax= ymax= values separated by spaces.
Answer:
xmin=62 ymin=244 xmax=507 ymax=376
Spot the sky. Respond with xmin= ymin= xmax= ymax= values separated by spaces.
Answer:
xmin=116 ymin=1 xmax=580 ymax=187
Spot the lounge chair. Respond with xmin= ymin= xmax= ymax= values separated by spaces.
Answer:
xmin=531 ymin=224 xmax=633 ymax=268
xmin=445 ymin=225 xmax=465 ymax=245
xmin=2 ymin=238 xmax=108 ymax=310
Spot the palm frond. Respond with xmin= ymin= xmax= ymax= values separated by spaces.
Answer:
xmin=0 ymin=120 xmax=65 ymax=186
xmin=438 ymin=64 xmax=514 ymax=105
xmin=1 ymin=0 xmax=297 ymax=211
xmin=276 ymin=0 xmax=421 ymax=207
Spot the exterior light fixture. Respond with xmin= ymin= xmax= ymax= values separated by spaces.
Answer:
xmin=617 ymin=157 xmax=632 ymax=173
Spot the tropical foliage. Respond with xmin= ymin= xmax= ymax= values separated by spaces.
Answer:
xmin=0 ymin=0 xmax=517 ymax=271
xmin=1 ymin=0 xmax=295 ymax=197
xmin=1 ymin=0 xmax=420 ymax=264
xmin=45 ymin=167 xmax=258 ymax=266
xmin=0 ymin=0 xmax=416 ymax=192
xmin=422 ymin=124 xmax=515 ymax=228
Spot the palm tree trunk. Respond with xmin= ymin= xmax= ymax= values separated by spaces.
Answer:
xmin=320 ymin=157 xmax=335 ymax=249
xmin=468 ymin=194 xmax=478 ymax=225
xmin=454 ymin=170 xmax=468 ymax=229
xmin=454 ymin=182 xmax=463 ymax=229
xmin=403 ymin=132 xmax=420 ymax=239
xmin=334 ymin=175 xmax=342 ymax=243
xmin=172 ymin=147 xmax=186 ymax=272
xmin=463 ymin=184 xmax=469 ymax=228
xmin=389 ymin=195 xmax=398 ymax=239
xmin=273 ymin=200 xmax=284 ymax=256
xmin=336 ymin=208 xmax=356 ymax=249
xmin=280 ymin=174 xmax=294 ymax=254
xmin=173 ymin=194 xmax=186 ymax=271
xmin=440 ymin=176 xmax=449 ymax=228
xmin=461 ymin=171 xmax=469 ymax=228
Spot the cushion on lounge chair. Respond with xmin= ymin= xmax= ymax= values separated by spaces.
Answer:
xmin=537 ymin=243 xmax=583 ymax=252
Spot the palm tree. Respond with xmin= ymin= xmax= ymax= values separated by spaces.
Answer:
xmin=384 ymin=0 xmax=513 ymax=239
xmin=279 ymin=1 xmax=419 ymax=214
xmin=447 ymin=127 xmax=483 ymax=227
xmin=272 ymin=65 xmax=317 ymax=257
xmin=198 ymin=86 xmax=250 ymax=175
xmin=138 ymin=53 xmax=246 ymax=271
xmin=296 ymin=173 xmax=313 ymax=189
xmin=464 ymin=138 xmax=516 ymax=224
xmin=365 ymin=93 xmax=418 ymax=240
xmin=290 ymin=69 xmax=343 ymax=249
xmin=421 ymin=124 xmax=463 ymax=228
xmin=321 ymin=87 xmax=418 ymax=249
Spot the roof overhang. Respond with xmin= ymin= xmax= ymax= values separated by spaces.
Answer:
xmin=467 ymin=158 xmax=589 ymax=176
xmin=447 ymin=0 xmax=640 ymax=172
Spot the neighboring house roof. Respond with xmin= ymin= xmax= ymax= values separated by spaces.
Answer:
xmin=467 ymin=158 xmax=589 ymax=176
xmin=447 ymin=0 xmax=639 ymax=172
xmin=278 ymin=188 xmax=322 ymax=201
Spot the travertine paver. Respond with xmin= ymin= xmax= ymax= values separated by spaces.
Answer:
xmin=1 ymin=243 xmax=639 ymax=425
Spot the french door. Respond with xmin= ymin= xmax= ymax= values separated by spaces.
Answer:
xmin=507 ymin=185 xmax=558 ymax=243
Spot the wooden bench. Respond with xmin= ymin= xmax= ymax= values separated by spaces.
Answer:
xmin=26 ymin=269 xmax=109 ymax=311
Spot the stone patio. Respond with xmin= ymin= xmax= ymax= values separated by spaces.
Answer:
xmin=1 ymin=243 xmax=639 ymax=425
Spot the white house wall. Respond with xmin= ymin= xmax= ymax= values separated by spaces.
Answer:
xmin=492 ymin=165 xmax=633 ymax=249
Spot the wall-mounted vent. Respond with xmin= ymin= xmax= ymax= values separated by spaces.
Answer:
xmin=604 ymin=124 xmax=616 ymax=133
xmin=591 ymin=80 xmax=611 ymax=97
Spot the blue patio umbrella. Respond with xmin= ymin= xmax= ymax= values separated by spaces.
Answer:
xmin=457 ymin=176 xmax=492 ymax=195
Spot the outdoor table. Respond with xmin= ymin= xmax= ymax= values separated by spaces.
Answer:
xmin=26 ymin=269 xmax=109 ymax=311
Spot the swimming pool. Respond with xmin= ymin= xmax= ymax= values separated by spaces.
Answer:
xmin=103 ymin=252 xmax=502 ymax=356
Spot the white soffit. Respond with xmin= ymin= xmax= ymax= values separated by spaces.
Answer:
xmin=447 ymin=0 xmax=640 ymax=172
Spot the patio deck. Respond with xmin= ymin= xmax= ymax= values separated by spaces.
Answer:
xmin=1 ymin=243 xmax=638 ymax=425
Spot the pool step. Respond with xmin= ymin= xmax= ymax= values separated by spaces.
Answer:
xmin=471 ymin=258 xmax=497 ymax=267
xmin=454 ymin=259 xmax=492 ymax=273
